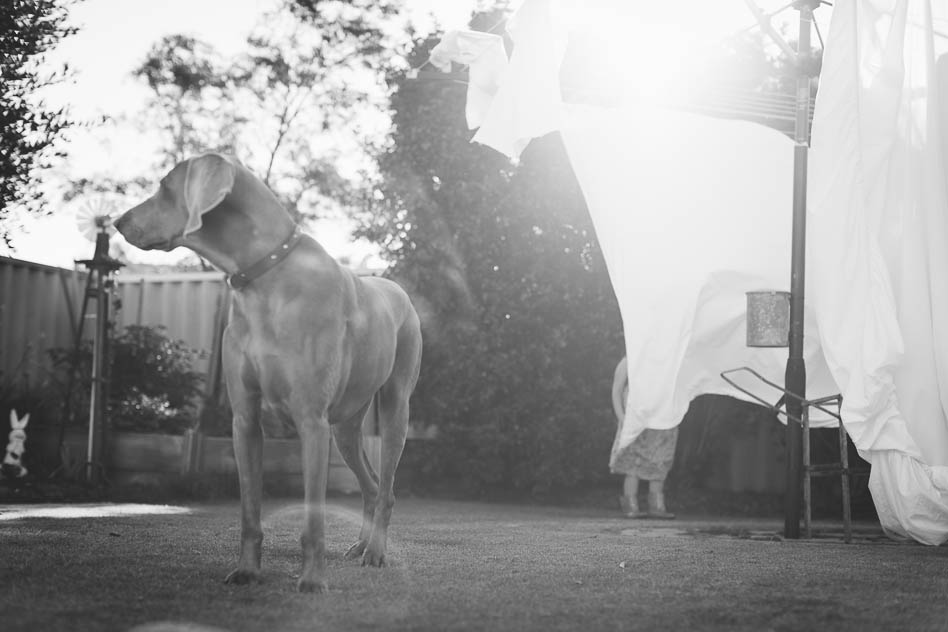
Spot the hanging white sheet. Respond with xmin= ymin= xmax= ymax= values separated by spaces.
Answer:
xmin=807 ymin=0 xmax=948 ymax=544
xmin=431 ymin=0 xmax=948 ymax=544
xmin=428 ymin=30 xmax=508 ymax=129
xmin=558 ymin=104 xmax=839 ymax=464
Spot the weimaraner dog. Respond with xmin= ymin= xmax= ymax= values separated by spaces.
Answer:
xmin=116 ymin=153 xmax=422 ymax=593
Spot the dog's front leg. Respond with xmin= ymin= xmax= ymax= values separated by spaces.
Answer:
xmin=297 ymin=416 xmax=331 ymax=593
xmin=223 ymin=381 xmax=264 ymax=585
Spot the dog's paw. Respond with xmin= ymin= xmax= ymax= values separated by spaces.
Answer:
xmin=223 ymin=568 xmax=263 ymax=585
xmin=344 ymin=540 xmax=367 ymax=561
xmin=297 ymin=577 xmax=329 ymax=594
xmin=361 ymin=549 xmax=386 ymax=568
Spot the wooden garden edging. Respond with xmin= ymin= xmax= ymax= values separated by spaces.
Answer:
xmin=55 ymin=429 xmax=383 ymax=494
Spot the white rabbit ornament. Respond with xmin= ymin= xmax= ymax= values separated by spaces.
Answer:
xmin=2 ymin=409 xmax=30 ymax=479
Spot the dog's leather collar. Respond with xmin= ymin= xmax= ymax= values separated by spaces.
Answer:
xmin=227 ymin=226 xmax=303 ymax=291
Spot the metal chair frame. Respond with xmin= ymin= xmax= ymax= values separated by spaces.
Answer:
xmin=720 ymin=366 xmax=867 ymax=542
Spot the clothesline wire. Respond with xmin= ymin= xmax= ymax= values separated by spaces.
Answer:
xmin=483 ymin=15 xmax=507 ymax=35
xmin=729 ymin=1 xmax=797 ymax=40
xmin=813 ymin=13 xmax=825 ymax=49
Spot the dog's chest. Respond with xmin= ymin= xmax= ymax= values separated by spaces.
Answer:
xmin=227 ymin=295 xmax=349 ymax=428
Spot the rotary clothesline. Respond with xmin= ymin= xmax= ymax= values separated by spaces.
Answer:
xmin=413 ymin=1 xmax=826 ymax=137
xmin=420 ymin=0 xmax=948 ymax=546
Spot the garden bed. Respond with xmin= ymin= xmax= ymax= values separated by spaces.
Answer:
xmin=18 ymin=427 xmax=382 ymax=498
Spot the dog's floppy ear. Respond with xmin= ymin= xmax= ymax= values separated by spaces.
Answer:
xmin=182 ymin=153 xmax=237 ymax=235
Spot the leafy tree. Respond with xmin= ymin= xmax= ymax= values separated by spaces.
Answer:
xmin=70 ymin=0 xmax=412 ymax=227
xmin=62 ymin=34 xmax=229 ymax=213
xmin=223 ymin=0 xmax=406 ymax=219
xmin=361 ymin=25 xmax=623 ymax=496
xmin=133 ymin=34 xmax=237 ymax=166
xmin=0 ymin=0 xmax=79 ymax=245
xmin=234 ymin=0 xmax=414 ymax=220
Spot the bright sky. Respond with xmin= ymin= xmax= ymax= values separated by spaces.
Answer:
xmin=4 ymin=0 xmax=477 ymax=269
xmin=4 ymin=0 xmax=801 ymax=269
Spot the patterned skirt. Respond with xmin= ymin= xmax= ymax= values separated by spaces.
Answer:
xmin=611 ymin=426 xmax=679 ymax=481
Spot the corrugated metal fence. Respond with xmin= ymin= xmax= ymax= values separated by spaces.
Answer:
xmin=0 ymin=256 xmax=86 ymax=383
xmin=1 ymin=256 xmax=393 ymax=490
xmin=1 ymin=256 xmax=229 ymax=383
xmin=1 ymin=256 xmax=379 ymax=391
xmin=115 ymin=271 xmax=228 ymax=375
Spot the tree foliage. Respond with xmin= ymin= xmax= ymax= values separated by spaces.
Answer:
xmin=84 ymin=0 xmax=411 ymax=225
xmin=0 ymin=0 xmax=78 ymax=244
xmin=133 ymin=34 xmax=235 ymax=166
xmin=360 ymin=29 xmax=623 ymax=496
xmin=50 ymin=325 xmax=203 ymax=434
xmin=65 ymin=1 xmax=411 ymax=229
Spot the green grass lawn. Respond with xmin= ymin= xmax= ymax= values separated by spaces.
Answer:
xmin=1 ymin=497 xmax=946 ymax=631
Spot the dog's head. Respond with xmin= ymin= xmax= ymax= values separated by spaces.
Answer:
xmin=116 ymin=153 xmax=238 ymax=251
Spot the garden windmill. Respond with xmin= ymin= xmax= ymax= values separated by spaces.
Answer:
xmin=74 ymin=198 xmax=124 ymax=484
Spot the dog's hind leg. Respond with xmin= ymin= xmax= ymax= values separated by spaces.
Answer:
xmin=332 ymin=404 xmax=381 ymax=561
xmin=362 ymin=320 xmax=422 ymax=568
xmin=360 ymin=389 xmax=407 ymax=568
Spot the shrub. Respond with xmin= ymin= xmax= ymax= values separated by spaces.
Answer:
xmin=50 ymin=324 xmax=204 ymax=434
xmin=0 ymin=367 xmax=61 ymax=431
xmin=411 ymin=290 xmax=620 ymax=498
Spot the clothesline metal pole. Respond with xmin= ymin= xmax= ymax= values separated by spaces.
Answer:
xmin=784 ymin=0 xmax=818 ymax=539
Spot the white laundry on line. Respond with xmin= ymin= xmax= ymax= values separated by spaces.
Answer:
xmin=429 ymin=0 xmax=948 ymax=544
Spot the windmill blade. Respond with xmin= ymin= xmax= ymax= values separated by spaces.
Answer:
xmin=76 ymin=198 xmax=118 ymax=242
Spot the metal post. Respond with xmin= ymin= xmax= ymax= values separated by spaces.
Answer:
xmin=86 ymin=266 xmax=108 ymax=483
xmin=802 ymin=405 xmax=812 ymax=538
xmin=79 ymin=230 xmax=123 ymax=485
xmin=784 ymin=0 xmax=816 ymax=539
xmin=839 ymin=417 xmax=853 ymax=543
